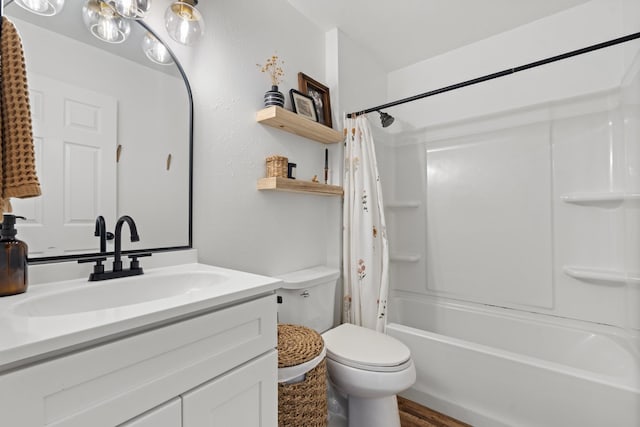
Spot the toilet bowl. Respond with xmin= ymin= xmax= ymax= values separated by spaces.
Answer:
xmin=276 ymin=266 xmax=416 ymax=427
xmin=322 ymin=323 xmax=416 ymax=427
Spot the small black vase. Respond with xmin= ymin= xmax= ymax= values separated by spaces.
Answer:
xmin=264 ymin=85 xmax=285 ymax=108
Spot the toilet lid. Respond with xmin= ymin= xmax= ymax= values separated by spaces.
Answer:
xmin=322 ymin=323 xmax=411 ymax=372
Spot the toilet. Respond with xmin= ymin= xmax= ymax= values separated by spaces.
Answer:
xmin=276 ymin=266 xmax=416 ymax=427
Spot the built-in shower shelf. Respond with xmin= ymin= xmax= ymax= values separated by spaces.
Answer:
xmin=390 ymin=254 xmax=421 ymax=263
xmin=256 ymin=106 xmax=343 ymax=144
xmin=563 ymin=266 xmax=640 ymax=285
xmin=257 ymin=177 xmax=343 ymax=196
xmin=386 ymin=201 xmax=421 ymax=209
xmin=560 ymin=192 xmax=640 ymax=205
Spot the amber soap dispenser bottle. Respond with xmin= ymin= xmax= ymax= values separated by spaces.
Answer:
xmin=0 ymin=214 xmax=28 ymax=296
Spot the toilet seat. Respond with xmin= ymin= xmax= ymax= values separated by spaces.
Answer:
xmin=322 ymin=323 xmax=411 ymax=373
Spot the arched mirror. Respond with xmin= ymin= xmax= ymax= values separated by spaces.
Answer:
xmin=1 ymin=0 xmax=192 ymax=262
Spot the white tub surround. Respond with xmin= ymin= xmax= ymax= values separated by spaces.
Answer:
xmin=377 ymin=17 xmax=640 ymax=426
xmin=0 ymin=263 xmax=281 ymax=427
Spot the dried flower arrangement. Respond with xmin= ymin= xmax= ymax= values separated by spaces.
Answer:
xmin=257 ymin=54 xmax=285 ymax=86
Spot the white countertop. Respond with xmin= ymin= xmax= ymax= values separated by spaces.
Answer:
xmin=0 ymin=263 xmax=281 ymax=372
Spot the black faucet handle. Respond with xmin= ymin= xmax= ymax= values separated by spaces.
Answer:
xmin=128 ymin=252 xmax=152 ymax=271
xmin=78 ymin=256 xmax=108 ymax=276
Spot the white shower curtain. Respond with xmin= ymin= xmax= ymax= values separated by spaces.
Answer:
xmin=343 ymin=115 xmax=389 ymax=333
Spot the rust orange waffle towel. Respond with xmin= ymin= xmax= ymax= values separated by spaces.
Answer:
xmin=0 ymin=16 xmax=41 ymax=215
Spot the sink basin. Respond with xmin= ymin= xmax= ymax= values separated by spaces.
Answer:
xmin=0 ymin=260 xmax=282 ymax=373
xmin=11 ymin=271 xmax=229 ymax=317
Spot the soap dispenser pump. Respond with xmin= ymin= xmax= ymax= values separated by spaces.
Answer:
xmin=0 ymin=214 xmax=29 ymax=296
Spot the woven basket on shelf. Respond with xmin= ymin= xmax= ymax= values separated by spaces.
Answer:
xmin=277 ymin=324 xmax=327 ymax=427
xmin=266 ymin=155 xmax=288 ymax=178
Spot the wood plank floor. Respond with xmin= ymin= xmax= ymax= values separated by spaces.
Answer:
xmin=398 ymin=397 xmax=471 ymax=427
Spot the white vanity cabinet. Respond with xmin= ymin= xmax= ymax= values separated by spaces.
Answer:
xmin=0 ymin=294 xmax=278 ymax=427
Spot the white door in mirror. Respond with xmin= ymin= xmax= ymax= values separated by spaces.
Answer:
xmin=11 ymin=73 xmax=117 ymax=257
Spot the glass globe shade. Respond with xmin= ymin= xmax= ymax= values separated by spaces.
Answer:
xmin=142 ymin=32 xmax=174 ymax=65
xmin=82 ymin=0 xmax=131 ymax=44
xmin=111 ymin=0 xmax=151 ymax=19
xmin=164 ymin=1 xmax=205 ymax=46
xmin=14 ymin=0 xmax=64 ymax=16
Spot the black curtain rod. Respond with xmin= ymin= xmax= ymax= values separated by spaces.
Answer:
xmin=348 ymin=31 xmax=640 ymax=118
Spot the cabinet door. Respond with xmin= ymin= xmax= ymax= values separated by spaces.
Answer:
xmin=119 ymin=398 xmax=181 ymax=427
xmin=182 ymin=351 xmax=277 ymax=427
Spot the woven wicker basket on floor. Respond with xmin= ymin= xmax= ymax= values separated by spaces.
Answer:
xmin=278 ymin=324 xmax=327 ymax=427
xmin=266 ymin=155 xmax=288 ymax=178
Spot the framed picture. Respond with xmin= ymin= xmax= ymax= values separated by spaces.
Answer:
xmin=298 ymin=72 xmax=332 ymax=128
xmin=289 ymin=89 xmax=318 ymax=122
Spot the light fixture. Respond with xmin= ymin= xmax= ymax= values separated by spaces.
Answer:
xmin=82 ymin=0 xmax=131 ymax=44
xmin=17 ymin=0 xmax=204 ymax=59
xmin=109 ymin=0 xmax=151 ymax=19
xmin=13 ymin=0 xmax=64 ymax=16
xmin=142 ymin=32 xmax=174 ymax=65
xmin=164 ymin=0 xmax=204 ymax=46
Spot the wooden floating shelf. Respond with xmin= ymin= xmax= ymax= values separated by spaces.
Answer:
xmin=256 ymin=106 xmax=343 ymax=144
xmin=257 ymin=177 xmax=343 ymax=196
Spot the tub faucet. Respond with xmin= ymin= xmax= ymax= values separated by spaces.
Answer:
xmin=113 ymin=215 xmax=139 ymax=272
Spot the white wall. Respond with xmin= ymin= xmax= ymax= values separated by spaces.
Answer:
xmin=387 ymin=0 xmax=626 ymax=131
xmin=328 ymin=29 xmax=388 ymax=117
xmin=145 ymin=0 xmax=342 ymax=276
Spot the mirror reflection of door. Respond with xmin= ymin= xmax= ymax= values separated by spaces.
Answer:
xmin=11 ymin=74 xmax=117 ymax=257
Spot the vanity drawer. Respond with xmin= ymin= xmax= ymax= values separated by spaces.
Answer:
xmin=0 ymin=294 xmax=277 ymax=427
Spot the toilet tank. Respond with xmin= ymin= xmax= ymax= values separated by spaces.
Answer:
xmin=276 ymin=266 xmax=340 ymax=333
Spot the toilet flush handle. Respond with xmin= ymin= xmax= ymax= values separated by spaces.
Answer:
xmin=301 ymin=290 xmax=310 ymax=298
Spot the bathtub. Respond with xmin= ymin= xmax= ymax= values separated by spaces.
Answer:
xmin=387 ymin=296 xmax=640 ymax=427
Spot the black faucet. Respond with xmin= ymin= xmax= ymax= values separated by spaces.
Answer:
xmin=79 ymin=214 xmax=151 ymax=281
xmin=113 ymin=215 xmax=139 ymax=272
